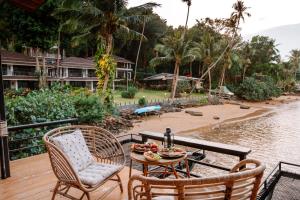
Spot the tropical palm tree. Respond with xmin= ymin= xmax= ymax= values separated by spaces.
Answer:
xmin=132 ymin=3 xmax=161 ymax=83
xmin=216 ymin=0 xmax=250 ymax=86
xmin=289 ymin=49 xmax=300 ymax=78
xmin=54 ymin=0 xmax=155 ymax=92
xmin=181 ymin=0 xmax=192 ymax=39
xmin=150 ymin=30 xmax=198 ymax=99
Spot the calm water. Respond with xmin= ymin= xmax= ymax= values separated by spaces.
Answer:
xmin=190 ymin=101 xmax=300 ymax=176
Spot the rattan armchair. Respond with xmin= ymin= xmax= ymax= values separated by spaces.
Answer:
xmin=43 ymin=125 xmax=125 ymax=200
xmin=128 ymin=159 xmax=265 ymax=200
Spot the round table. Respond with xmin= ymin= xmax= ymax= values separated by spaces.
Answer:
xmin=129 ymin=151 xmax=190 ymax=178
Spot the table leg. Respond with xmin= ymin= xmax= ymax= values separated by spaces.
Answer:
xmin=129 ymin=159 xmax=132 ymax=178
xmin=143 ymin=164 xmax=148 ymax=176
xmin=171 ymin=164 xmax=179 ymax=179
xmin=184 ymin=158 xmax=190 ymax=178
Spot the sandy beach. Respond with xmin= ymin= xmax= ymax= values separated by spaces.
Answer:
xmin=126 ymin=95 xmax=299 ymax=136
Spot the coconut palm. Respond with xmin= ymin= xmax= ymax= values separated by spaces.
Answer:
xmin=54 ymin=0 xmax=156 ymax=92
xmin=150 ymin=30 xmax=198 ymax=99
xmin=132 ymin=3 xmax=161 ymax=82
xmin=288 ymin=49 xmax=300 ymax=78
xmin=181 ymin=0 xmax=192 ymax=39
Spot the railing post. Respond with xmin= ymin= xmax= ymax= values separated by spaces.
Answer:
xmin=0 ymin=53 xmax=10 ymax=179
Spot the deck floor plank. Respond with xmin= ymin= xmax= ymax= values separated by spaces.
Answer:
xmin=0 ymin=154 xmax=139 ymax=200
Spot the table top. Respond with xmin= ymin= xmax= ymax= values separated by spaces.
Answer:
xmin=130 ymin=151 xmax=187 ymax=165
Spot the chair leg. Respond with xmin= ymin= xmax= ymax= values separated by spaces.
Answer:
xmin=51 ymin=181 xmax=60 ymax=200
xmin=86 ymin=192 xmax=91 ymax=200
xmin=116 ymin=174 xmax=123 ymax=193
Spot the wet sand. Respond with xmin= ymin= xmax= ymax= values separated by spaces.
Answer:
xmin=126 ymin=95 xmax=299 ymax=135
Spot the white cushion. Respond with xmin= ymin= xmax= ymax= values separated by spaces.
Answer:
xmin=78 ymin=162 xmax=121 ymax=186
xmin=52 ymin=129 xmax=94 ymax=172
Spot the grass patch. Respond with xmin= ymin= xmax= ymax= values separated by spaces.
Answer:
xmin=113 ymin=89 xmax=205 ymax=104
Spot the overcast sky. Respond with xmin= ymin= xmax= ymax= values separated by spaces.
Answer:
xmin=128 ymin=0 xmax=300 ymax=36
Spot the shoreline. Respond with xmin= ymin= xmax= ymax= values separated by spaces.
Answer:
xmin=126 ymin=95 xmax=299 ymax=136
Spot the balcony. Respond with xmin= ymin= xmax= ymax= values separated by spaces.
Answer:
xmin=1 ymin=119 xmax=299 ymax=200
xmin=68 ymin=69 xmax=83 ymax=78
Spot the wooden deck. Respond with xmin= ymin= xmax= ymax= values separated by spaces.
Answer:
xmin=0 ymin=154 xmax=139 ymax=200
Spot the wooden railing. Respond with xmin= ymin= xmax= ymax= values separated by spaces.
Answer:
xmin=139 ymin=131 xmax=251 ymax=162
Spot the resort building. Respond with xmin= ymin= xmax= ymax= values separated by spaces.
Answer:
xmin=0 ymin=50 xmax=134 ymax=90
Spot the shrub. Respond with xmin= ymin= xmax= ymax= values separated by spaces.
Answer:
xmin=73 ymin=95 xmax=104 ymax=123
xmin=168 ymin=80 xmax=192 ymax=94
xmin=138 ymin=97 xmax=147 ymax=106
xmin=236 ymin=76 xmax=281 ymax=101
xmin=5 ymin=88 xmax=77 ymax=125
xmin=199 ymin=97 xmax=209 ymax=105
xmin=121 ymin=87 xmax=138 ymax=99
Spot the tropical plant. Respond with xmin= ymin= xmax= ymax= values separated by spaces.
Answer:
xmin=55 ymin=0 xmax=157 ymax=93
xmin=288 ymin=49 xmax=300 ymax=78
xmin=150 ymin=29 xmax=198 ymax=99
xmin=181 ymin=0 xmax=192 ymax=39
xmin=121 ymin=86 xmax=138 ymax=98
xmin=95 ymin=49 xmax=116 ymax=105
xmin=138 ymin=96 xmax=147 ymax=106
xmin=73 ymin=95 xmax=105 ymax=123
xmin=236 ymin=76 xmax=281 ymax=101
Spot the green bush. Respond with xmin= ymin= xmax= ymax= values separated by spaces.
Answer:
xmin=168 ymin=80 xmax=192 ymax=94
xmin=121 ymin=87 xmax=138 ymax=98
xmin=199 ymin=97 xmax=209 ymax=105
xmin=138 ymin=97 xmax=147 ymax=106
xmin=5 ymin=88 xmax=77 ymax=125
xmin=236 ymin=76 xmax=281 ymax=101
xmin=73 ymin=95 xmax=104 ymax=123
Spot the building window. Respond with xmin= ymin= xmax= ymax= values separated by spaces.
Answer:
xmin=68 ymin=68 xmax=83 ymax=77
xmin=69 ymin=81 xmax=86 ymax=88
xmin=2 ymin=64 xmax=8 ymax=75
xmin=13 ymin=66 xmax=35 ymax=76
xmin=3 ymin=80 xmax=10 ymax=89
xmin=88 ymin=69 xmax=96 ymax=77
xmin=18 ymin=81 xmax=38 ymax=89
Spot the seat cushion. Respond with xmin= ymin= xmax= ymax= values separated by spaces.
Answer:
xmin=78 ymin=162 xmax=122 ymax=186
xmin=52 ymin=129 xmax=94 ymax=172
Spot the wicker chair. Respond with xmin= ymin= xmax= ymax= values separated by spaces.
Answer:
xmin=43 ymin=125 xmax=125 ymax=200
xmin=128 ymin=159 xmax=265 ymax=200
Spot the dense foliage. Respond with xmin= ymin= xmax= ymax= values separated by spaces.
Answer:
xmin=138 ymin=97 xmax=147 ymax=106
xmin=5 ymin=86 xmax=112 ymax=160
xmin=5 ymin=87 xmax=76 ymax=126
xmin=73 ymin=95 xmax=105 ymax=123
xmin=236 ymin=76 xmax=281 ymax=101
xmin=121 ymin=87 xmax=138 ymax=98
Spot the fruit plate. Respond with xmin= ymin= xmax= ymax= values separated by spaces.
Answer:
xmin=131 ymin=143 xmax=159 ymax=154
xmin=159 ymin=147 xmax=186 ymax=158
xmin=144 ymin=151 xmax=161 ymax=162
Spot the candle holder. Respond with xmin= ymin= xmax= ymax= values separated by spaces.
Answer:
xmin=163 ymin=128 xmax=174 ymax=148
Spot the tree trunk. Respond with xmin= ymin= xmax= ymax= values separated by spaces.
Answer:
xmin=182 ymin=5 xmax=190 ymax=39
xmin=219 ymin=65 xmax=226 ymax=86
xmin=208 ymin=69 xmax=212 ymax=95
xmin=41 ymin=56 xmax=47 ymax=88
xmin=106 ymin=34 xmax=113 ymax=55
xmin=102 ymin=74 xmax=109 ymax=93
xmin=134 ymin=17 xmax=146 ymax=83
xmin=101 ymin=34 xmax=113 ymax=93
xmin=171 ymin=61 xmax=180 ymax=100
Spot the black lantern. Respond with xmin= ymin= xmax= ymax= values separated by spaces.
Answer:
xmin=163 ymin=128 xmax=174 ymax=148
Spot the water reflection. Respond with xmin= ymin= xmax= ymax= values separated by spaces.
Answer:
xmin=189 ymin=101 xmax=300 ymax=176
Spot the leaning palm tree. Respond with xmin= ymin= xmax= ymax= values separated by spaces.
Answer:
xmin=150 ymin=30 xmax=198 ymax=99
xmin=132 ymin=3 xmax=161 ymax=83
xmin=54 ymin=0 xmax=156 ymax=93
xmin=181 ymin=0 xmax=192 ymax=39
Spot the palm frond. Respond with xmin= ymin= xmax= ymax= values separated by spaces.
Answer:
xmin=150 ymin=56 xmax=172 ymax=67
